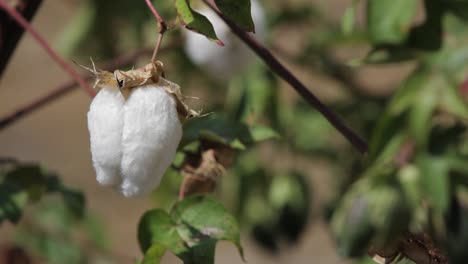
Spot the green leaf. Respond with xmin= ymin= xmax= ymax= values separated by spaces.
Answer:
xmin=0 ymin=183 xmax=28 ymax=224
xmin=389 ymin=68 xmax=430 ymax=115
xmin=342 ymin=0 xmax=358 ymax=35
xmin=171 ymin=196 xmax=244 ymax=260
xmin=367 ymin=0 xmax=418 ymax=44
xmin=418 ymin=155 xmax=450 ymax=212
xmin=215 ymin=0 xmax=255 ymax=32
xmin=175 ymin=0 xmax=223 ymax=45
xmin=0 ymin=164 xmax=85 ymax=224
xmin=59 ymin=187 xmax=86 ymax=219
xmin=138 ymin=209 xmax=189 ymax=257
xmin=182 ymin=114 xmax=250 ymax=149
xmin=333 ymin=195 xmax=375 ymax=257
xmin=142 ymin=244 xmax=166 ymax=264
xmin=139 ymin=197 xmax=243 ymax=264
xmin=440 ymin=85 xmax=468 ymax=119
xmin=248 ymin=125 xmax=279 ymax=142
xmin=182 ymin=114 xmax=276 ymax=150
xmin=269 ymin=172 xmax=311 ymax=242
xmin=398 ymin=165 xmax=423 ymax=209
xmin=408 ymin=82 xmax=437 ymax=146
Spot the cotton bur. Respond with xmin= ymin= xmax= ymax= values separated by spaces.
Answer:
xmin=87 ymin=61 xmax=196 ymax=197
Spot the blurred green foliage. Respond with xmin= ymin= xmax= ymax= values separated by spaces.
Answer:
xmin=0 ymin=160 xmax=111 ymax=263
xmin=3 ymin=0 xmax=468 ymax=263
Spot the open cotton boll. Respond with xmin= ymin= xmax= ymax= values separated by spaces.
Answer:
xmin=86 ymin=61 xmax=194 ymax=197
xmin=184 ymin=0 xmax=266 ymax=80
xmin=87 ymin=87 xmax=125 ymax=187
xmin=120 ymin=84 xmax=183 ymax=197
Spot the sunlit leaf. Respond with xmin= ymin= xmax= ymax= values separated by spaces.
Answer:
xmin=342 ymin=0 xmax=358 ymax=35
xmin=408 ymin=81 xmax=437 ymax=146
xmin=440 ymin=85 xmax=468 ymax=119
xmin=170 ymin=196 xmax=244 ymax=259
xmin=367 ymin=0 xmax=418 ymax=44
xmin=142 ymin=244 xmax=166 ymax=264
xmin=175 ymin=0 xmax=222 ymax=44
xmin=418 ymin=155 xmax=450 ymax=212
xmin=138 ymin=196 xmax=243 ymax=263
xmin=138 ymin=209 xmax=189 ymax=257
xmin=248 ymin=125 xmax=279 ymax=142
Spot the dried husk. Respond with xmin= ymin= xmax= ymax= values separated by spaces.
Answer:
xmin=84 ymin=60 xmax=199 ymax=122
xmin=179 ymin=142 xmax=236 ymax=199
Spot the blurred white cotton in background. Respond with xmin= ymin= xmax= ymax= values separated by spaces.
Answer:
xmin=184 ymin=0 xmax=266 ymax=80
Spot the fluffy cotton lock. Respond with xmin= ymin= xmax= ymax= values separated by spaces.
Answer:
xmin=120 ymin=85 xmax=182 ymax=197
xmin=87 ymin=62 xmax=188 ymax=197
xmin=88 ymin=87 xmax=125 ymax=187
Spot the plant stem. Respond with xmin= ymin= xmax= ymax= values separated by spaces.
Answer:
xmin=144 ymin=0 xmax=168 ymax=61
xmin=0 ymin=0 xmax=42 ymax=77
xmin=0 ymin=0 xmax=94 ymax=96
xmin=202 ymin=0 xmax=368 ymax=154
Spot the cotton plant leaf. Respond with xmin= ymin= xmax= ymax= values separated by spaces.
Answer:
xmin=138 ymin=196 xmax=244 ymax=264
xmin=367 ymin=0 xmax=418 ymax=44
xmin=170 ymin=196 xmax=244 ymax=260
xmin=182 ymin=114 xmax=278 ymax=150
xmin=138 ymin=209 xmax=190 ymax=257
xmin=141 ymin=244 xmax=166 ymax=264
xmin=215 ymin=0 xmax=255 ymax=32
xmin=175 ymin=0 xmax=223 ymax=45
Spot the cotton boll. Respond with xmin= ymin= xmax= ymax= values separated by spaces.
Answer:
xmin=184 ymin=0 xmax=266 ymax=80
xmin=120 ymin=85 xmax=182 ymax=197
xmin=87 ymin=87 xmax=125 ymax=187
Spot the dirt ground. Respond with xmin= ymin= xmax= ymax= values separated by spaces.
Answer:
xmin=0 ymin=0 xmax=409 ymax=263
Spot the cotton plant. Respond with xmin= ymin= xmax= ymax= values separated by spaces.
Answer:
xmin=86 ymin=0 xmax=266 ymax=197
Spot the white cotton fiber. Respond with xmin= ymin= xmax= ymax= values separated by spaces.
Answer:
xmin=184 ymin=0 xmax=266 ymax=80
xmin=87 ymin=87 xmax=125 ymax=187
xmin=88 ymin=83 xmax=183 ymax=197
xmin=119 ymin=84 xmax=182 ymax=197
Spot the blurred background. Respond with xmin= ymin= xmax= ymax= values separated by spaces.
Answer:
xmin=1 ymin=0 xmax=467 ymax=263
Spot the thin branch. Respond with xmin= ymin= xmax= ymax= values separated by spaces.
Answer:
xmin=144 ymin=0 xmax=165 ymax=25
xmin=0 ymin=0 xmax=94 ymax=96
xmin=271 ymin=44 xmax=387 ymax=103
xmin=0 ymin=0 xmax=42 ymax=77
xmin=0 ymin=48 xmax=154 ymax=131
xmin=202 ymin=0 xmax=368 ymax=154
xmin=144 ymin=0 xmax=168 ymax=61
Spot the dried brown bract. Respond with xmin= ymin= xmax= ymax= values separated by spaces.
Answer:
xmin=179 ymin=142 xmax=236 ymax=199
xmin=81 ymin=59 xmax=200 ymax=122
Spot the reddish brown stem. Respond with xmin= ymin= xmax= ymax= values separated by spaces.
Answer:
xmin=144 ymin=0 xmax=168 ymax=61
xmin=0 ymin=0 xmax=42 ymax=77
xmin=0 ymin=0 xmax=94 ymax=96
xmin=144 ymin=0 xmax=165 ymax=25
xmin=202 ymin=0 xmax=368 ymax=154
